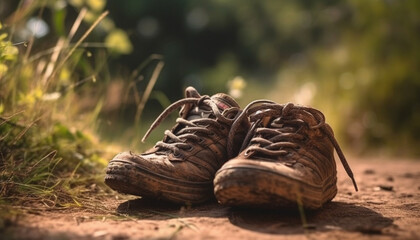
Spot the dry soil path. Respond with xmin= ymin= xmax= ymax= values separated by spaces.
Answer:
xmin=2 ymin=158 xmax=420 ymax=240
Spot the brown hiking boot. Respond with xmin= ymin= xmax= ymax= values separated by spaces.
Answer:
xmin=105 ymin=87 xmax=246 ymax=204
xmin=214 ymin=101 xmax=358 ymax=209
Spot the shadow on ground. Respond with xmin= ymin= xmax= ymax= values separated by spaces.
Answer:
xmin=229 ymin=201 xmax=393 ymax=235
xmin=117 ymin=197 xmax=229 ymax=219
xmin=117 ymin=198 xmax=393 ymax=235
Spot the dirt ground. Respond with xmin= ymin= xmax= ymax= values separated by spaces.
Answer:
xmin=2 ymin=158 xmax=420 ymax=240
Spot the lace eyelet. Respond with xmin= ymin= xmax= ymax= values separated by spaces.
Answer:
xmin=173 ymin=152 xmax=182 ymax=158
xmin=244 ymin=150 xmax=251 ymax=157
xmin=186 ymin=146 xmax=194 ymax=152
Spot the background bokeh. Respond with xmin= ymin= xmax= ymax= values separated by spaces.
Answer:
xmin=1 ymin=0 xmax=419 ymax=156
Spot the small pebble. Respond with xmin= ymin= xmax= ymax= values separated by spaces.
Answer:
xmin=364 ymin=169 xmax=375 ymax=175
xmin=93 ymin=230 xmax=108 ymax=238
xmin=379 ymin=185 xmax=393 ymax=191
xmin=403 ymin=172 xmax=417 ymax=178
xmin=386 ymin=176 xmax=394 ymax=182
xmin=324 ymin=225 xmax=342 ymax=230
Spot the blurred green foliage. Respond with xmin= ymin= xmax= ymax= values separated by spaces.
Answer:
xmin=0 ymin=23 xmax=18 ymax=80
xmin=104 ymin=0 xmax=420 ymax=156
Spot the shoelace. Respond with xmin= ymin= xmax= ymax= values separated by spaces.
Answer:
xmin=142 ymin=95 xmax=240 ymax=156
xmin=228 ymin=100 xmax=358 ymax=191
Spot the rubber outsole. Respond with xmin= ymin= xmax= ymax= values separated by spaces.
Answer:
xmin=105 ymin=159 xmax=214 ymax=205
xmin=214 ymin=166 xmax=337 ymax=209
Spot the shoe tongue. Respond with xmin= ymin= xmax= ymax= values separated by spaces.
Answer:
xmin=186 ymin=93 xmax=238 ymax=120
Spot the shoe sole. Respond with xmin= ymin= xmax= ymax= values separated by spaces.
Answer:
xmin=214 ymin=165 xmax=337 ymax=209
xmin=105 ymin=159 xmax=213 ymax=205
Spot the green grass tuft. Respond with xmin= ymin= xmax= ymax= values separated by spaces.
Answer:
xmin=0 ymin=109 xmax=111 ymax=209
xmin=0 ymin=2 xmax=121 ymax=212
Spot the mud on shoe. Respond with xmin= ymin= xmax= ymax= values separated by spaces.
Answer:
xmin=105 ymin=87 xmax=246 ymax=205
xmin=214 ymin=101 xmax=358 ymax=209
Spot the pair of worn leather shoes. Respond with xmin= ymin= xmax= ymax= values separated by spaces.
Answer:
xmin=105 ymin=87 xmax=357 ymax=209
